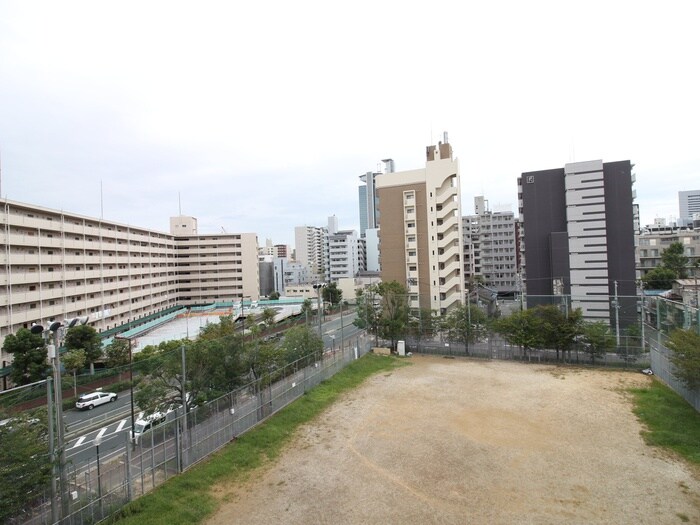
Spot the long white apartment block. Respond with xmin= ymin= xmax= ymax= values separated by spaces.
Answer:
xmin=1 ymin=200 xmax=259 ymax=366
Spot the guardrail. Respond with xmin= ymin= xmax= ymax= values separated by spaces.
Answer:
xmin=65 ymin=405 xmax=134 ymax=439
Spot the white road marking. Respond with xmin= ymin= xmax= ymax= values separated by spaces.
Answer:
xmin=115 ymin=419 xmax=127 ymax=432
xmin=95 ymin=427 xmax=107 ymax=441
xmin=73 ymin=436 xmax=86 ymax=449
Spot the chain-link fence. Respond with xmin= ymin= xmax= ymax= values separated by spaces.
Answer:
xmin=6 ymin=332 xmax=373 ymax=525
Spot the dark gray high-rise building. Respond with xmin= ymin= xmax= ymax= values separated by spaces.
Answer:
xmin=518 ymin=159 xmax=637 ymax=327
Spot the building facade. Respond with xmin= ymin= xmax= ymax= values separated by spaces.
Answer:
xmin=294 ymin=225 xmax=327 ymax=281
xmin=1 ymin=201 xmax=259 ymax=366
xmin=679 ymin=190 xmax=700 ymax=227
xmin=637 ymin=223 xmax=700 ymax=279
xmin=358 ymin=159 xmax=393 ymax=238
xmin=376 ymin=136 xmax=464 ymax=314
xmin=462 ymin=196 xmax=518 ymax=295
xmin=518 ymin=160 xmax=637 ymax=326
xmin=327 ymin=229 xmax=360 ymax=281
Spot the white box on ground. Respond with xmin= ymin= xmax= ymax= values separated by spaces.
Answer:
xmin=397 ymin=340 xmax=405 ymax=356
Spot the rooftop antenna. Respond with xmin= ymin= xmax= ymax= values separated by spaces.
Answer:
xmin=178 ymin=192 xmax=182 ymax=215
xmin=100 ymin=179 xmax=104 ymax=219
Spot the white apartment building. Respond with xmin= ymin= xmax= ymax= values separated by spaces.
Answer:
xmin=327 ymin=229 xmax=360 ymax=281
xmin=376 ymin=135 xmax=465 ymax=314
xmin=294 ymin=225 xmax=327 ymax=281
xmin=462 ymin=197 xmax=518 ymax=295
xmin=637 ymin=223 xmax=700 ymax=280
xmin=1 ymin=200 xmax=259 ymax=367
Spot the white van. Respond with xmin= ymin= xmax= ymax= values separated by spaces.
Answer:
xmin=131 ymin=407 xmax=176 ymax=444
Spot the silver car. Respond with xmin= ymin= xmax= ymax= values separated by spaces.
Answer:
xmin=75 ymin=391 xmax=117 ymax=410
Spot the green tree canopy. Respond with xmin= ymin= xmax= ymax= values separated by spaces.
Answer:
xmin=642 ymin=266 xmax=677 ymax=290
xmin=281 ymin=325 xmax=324 ymax=366
xmin=62 ymin=348 xmax=87 ymax=398
xmin=441 ymin=303 xmax=487 ymax=355
xmin=579 ymin=322 xmax=615 ymax=364
xmin=532 ymin=305 xmax=583 ymax=361
xmin=667 ymin=328 xmax=700 ymax=389
xmin=0 ymin=409 xmax=51 ymax=523
xmin=268 ymin=291 xmax=281 ymax=300
xmin=63 ymin=325 xmax=102 ymax=373
xmin=2 ymin=328 xmax=47 ymax=385
xmin=376 ymin=281 xmax=409 ymax=350
xmin=493 ymin=309 xmax=543 ymax=359
xmin=261 ymin=307 xmax=278 ymax=332
xmin=323 ymin=282 xmax=343 ymax=306
xmin=661 ymin=241 xmax=690 ymax=279
xmin=105 ymin=338 xmax=131 ymax=368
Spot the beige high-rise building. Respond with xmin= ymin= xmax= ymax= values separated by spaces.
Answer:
xmin=376 ymin=136 xmax=464 ymax=314
xmin=0 ymin=201 xmax=259 ymax=369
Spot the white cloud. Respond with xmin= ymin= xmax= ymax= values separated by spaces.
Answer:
xmin=1 ymin=0 xmax=698 ymax=244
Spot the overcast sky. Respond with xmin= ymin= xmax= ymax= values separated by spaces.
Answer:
xmin=1 ymin=1 xmax=698 ymax=246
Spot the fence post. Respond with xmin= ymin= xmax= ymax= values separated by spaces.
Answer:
xmin=125 ymin=432 xmax=132 ymax=502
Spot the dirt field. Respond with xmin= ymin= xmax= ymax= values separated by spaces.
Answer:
xmin=206 ymin=355 xmax=700 ymax=525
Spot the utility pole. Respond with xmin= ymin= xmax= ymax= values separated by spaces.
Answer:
xmin=614 ymin=280 xmax=621 ymax=347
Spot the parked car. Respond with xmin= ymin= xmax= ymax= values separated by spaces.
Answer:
xmin=75 ymin=391 xmax=117 ymax=410
xmin=131 ymin=407 xmax=177 ymax=444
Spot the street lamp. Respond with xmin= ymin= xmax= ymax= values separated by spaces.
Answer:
xmin=115 ymin=335 xmax=136 ymax=448
xmin=313 ymin=283 xmax=326 ymax=337
xmin=30 ymin=315 xmax=88 ymax=521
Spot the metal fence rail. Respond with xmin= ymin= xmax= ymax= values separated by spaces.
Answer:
xmin=16 ymin=333 xmax=372 ymax=525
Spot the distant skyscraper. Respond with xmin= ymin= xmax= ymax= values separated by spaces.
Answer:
xmin=518 ymin=159 xmax=637 ymax=326
xmin=358 ymin=159 xmax=393 ymax=237
xmin=679 ymin=190 xmax=700 ymax=227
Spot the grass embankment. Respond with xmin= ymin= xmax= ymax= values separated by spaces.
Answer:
xmin=112 ymin=354 xmax=408 ymax=525
xmin=631 ymin=379 xmax=700 ymax=464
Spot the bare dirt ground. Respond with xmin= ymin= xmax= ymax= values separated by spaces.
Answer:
xmin=206 ymin=355 xmax=700 ymax=525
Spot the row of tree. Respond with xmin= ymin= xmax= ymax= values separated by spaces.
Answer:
xmin=353 ymin=281 xmax=638 ymax=364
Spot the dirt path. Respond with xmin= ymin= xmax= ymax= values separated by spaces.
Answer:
xmin=206 ymin=356 xmax=700 ymax=524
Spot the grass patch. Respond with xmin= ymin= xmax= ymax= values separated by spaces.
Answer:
xmin=111 ymin=354 xmax=407 ymax=524
xmin=630 ymin=378 xmax=700 ymax=464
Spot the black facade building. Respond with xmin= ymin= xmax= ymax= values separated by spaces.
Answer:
xmin=518 ymin=160 xmax=637 ymax=328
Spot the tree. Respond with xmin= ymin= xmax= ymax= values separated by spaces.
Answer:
xmin=2 ymin=328 xmax=47 ymax=385
xmin=667 ymin=328 xmax=700 ymax=389
xmin=441 ymin=303 xmax=487 ymax=355
xmin=661 ymin=242 xmax=689 ymax=279
xmin=579 ymin=322 xmax=615 ymax=364
xmin=63 ymin=325 xmax=102 ymax=374
xmin=104 ymin=338 xmax=130 ymax=368
xmin=0 ymin=409 xmax=51 ymax=524
xmin=532 ymin=305 xmax=583 ymax=361
xmin=408 ymin=308 xmax=438 ymax=350
xmin=323 ymin=282 xmax=342 ymax=306
xmin=261 ymin=307 xmax=277 ymax=332
xmin=269 ymin=291 xmax=281 ymax=300
xmin=135 ymin=332 xmax=247 ymax=414
xmin=354 ymin=287 xmax=379 ymax=342
xmin=642 ymin=266 xmax=676 ymax=290
xmin=376 ymin=281 xmax=409 ymax=350
xmin=493 ymin=309 xmax=543 ymax=360
xmin=300 ymin=299 xmax=313 ymax=327
xmin=282 ymin=325 xmax=324 ymax=367
xmin=62 ymin=348 xmax=86 ymax=399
